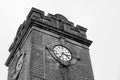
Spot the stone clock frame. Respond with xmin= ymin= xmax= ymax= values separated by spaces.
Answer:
xmin=5 ymin=7 xmax=94 ymax=80
xmin=45 ymin=38 xmax=81 ymax=66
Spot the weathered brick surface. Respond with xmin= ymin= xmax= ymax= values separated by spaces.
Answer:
xmin=30 ymin=76 xmax=44 ymax=80
xmin=43 ymin=32 xmax=94 ymax=80
xmin=17 ymin=32 xmax=32 ymax=80
xmin=66 ymin=42 xmax=94 ymax=80
xmin=7 ymin=32 xmax=32 ymax=80
xmin=45 ymin=50 xmax=62 ymax=80
xmin=7 ymin=52 xmax=18 ymax=80
xmin=7 ymin=29 xmax=94 ymax=80
xmin=43 ymin=33 xmax=61 ymax=80
xmin=30 ymin=30 xmax=44 ymax=79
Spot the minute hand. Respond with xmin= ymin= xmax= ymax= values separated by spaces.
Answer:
xmin=60 ymin=52 xmax=64 ymax=58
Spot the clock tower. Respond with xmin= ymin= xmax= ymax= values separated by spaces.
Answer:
xmin=5 ymin=7 xmax=94 ymax=80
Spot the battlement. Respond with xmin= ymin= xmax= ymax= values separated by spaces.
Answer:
xmin=27 ymin=7 xmax=87 ymax=38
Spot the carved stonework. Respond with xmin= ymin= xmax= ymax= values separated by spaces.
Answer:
xmin=11 ymin=50 xmax=26 ymax=80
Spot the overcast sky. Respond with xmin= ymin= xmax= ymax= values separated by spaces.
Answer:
xmin=0 ymin=0 xmax=120 ymax=80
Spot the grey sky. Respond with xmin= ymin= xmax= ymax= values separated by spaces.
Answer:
xmin=0 ymin=0 xmax=120 ymax=80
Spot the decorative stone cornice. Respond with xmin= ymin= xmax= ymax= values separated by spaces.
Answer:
xmin=27 ymin=7 xmax=88 ymax=38
xmin=5 ymin=7 xmax=92 ymax=67
xmin=27 ymin=7 xmax=92 ymax=45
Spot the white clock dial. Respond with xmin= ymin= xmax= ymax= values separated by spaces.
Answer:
xmin=53 ymin=45 xmax=71 ymax=61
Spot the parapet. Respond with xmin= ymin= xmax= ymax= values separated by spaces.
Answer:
xmin=27 ymin=7 xmax=87 ymax=38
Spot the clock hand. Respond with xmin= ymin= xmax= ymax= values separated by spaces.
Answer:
xmin=63 ymin=53 xmax=71 ymax=58
xmin=60 ymin=52 xmax=64 ymax=58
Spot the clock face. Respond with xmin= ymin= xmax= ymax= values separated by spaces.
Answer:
xmin=53 ymin=45 xmax=72 ymax=61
